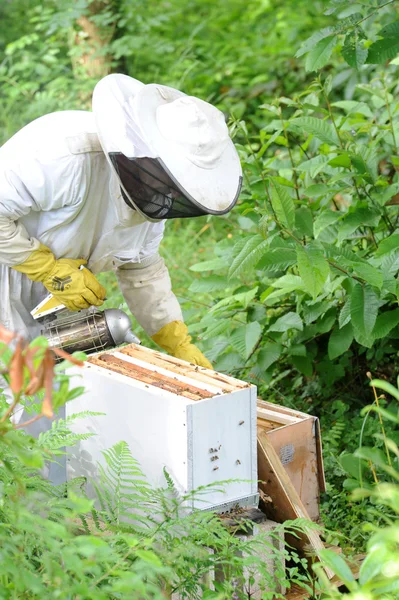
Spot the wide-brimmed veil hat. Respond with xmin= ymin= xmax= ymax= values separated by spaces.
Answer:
xmin=92 ymin=73 xmax=242 ymax=221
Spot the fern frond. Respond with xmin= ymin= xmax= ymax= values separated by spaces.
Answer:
xmin=37 ymin=411 xmax=104 ymax=451
xmin=163 ymin=467 xmax=178 ymax=493
xmin=64 ymin=411 xmax=106 ymax=424
xmin=95 ymin=441 xmax=153 ymax=529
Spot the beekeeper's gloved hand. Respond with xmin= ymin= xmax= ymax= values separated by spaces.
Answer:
xmin=13 ymin=244 xmax=106 ymax=311
xmin=152 ymin=321 xmax=212 ymax=369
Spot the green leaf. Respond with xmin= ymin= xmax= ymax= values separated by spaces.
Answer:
xmin=328 ymin=154 xmax=351 ymax=168
xmin=356 ymin=83 xmax=386 ymax=103
xmin=257 ymin=343 xmax=282 ymax=371
xmin=270 ymin=182 xmax=295 ymax=230
xmin=6 ymin=431 xmax=44 ymax=468
xmin=304 ymin=183 xmax=331 ymax=197
xmin=318 ymin=550 xmax=356 ymax=590
xmin=295 ymin=206 xmax=314 ymax=237
xmin=314 ymin=210 xmax=342 ymax=239
xmin=355 ymin=447 xmax=389 ymax=469
xmin=272 ymin=274 xmax=304 ymax=289
xmin=371 ymin=183 xmax=399 ymax=207
xmin=328 ymin=323 xmax=353 ymax=359
xmin=211 ymin=287 xmax=259 ymax=312
xmin=361 ymin=405 xmax=399 ymax=425
xmin=269 ymin=312 xmax=303 ymax=332
xmin=339 ymin=452 xmax=365 ymax=481
xmin=341 ymin=31 xmax=368 ymax=69
xmin=66 ymin=386 xmax=86 ymax=402
xmin=353 ymin=329 xmax=375 ymax=348
xmin=352 ymin=263 xmax=383 ymax=289
xmin=296 ymin=156 xmax=330 ymax=178
xmin=291 ymin=356 xmax=313 ymax=377
xmin=373 ymin=309 xmax=399 ymax=339
xmin=228 ymin=235 xmax=269 ymax=280
xmin=339 ymin=298 xmax=351 ymax=328
xmin=215 ymin=352 xmax=244 ymax=373
xmin=350 ymin=283 xmax=379 ymax=338
xmin=337 ymin=209 xmax=379 ymax=243
xmin=262 ymin=275 xmax=305 ymax=303
xmin=324 ymin=243 xmax=363 ymax=266
xmin=189 ymin=275 xmax=230 ymax=293
xmin=289 ymin=343 xmax=307 ymax=357
xmin=190 ymin=258 xmax=227 ymax=272
xmin=359 ymin=546 xmax=391 ymax=586
xmin=375 ymin=234 xmax=399 ymax=257
xmin=367 ymin=21 xmax=399 ymax=64
xmin=290 ymin=117 xmax=339 ymax=146
xmin=296 ymin=244 xmax=330 ymax=300
xmin=370 ymin=379 xmax=399 ymax=402
xmin=381 ymin=253 xmax=399 ymax=280
xmin=230 ymin=322 xmax=262 ymax=360
xmin=317 ymin=307 xmax=337 ymax=334
xmin=202 ymin=320 xmax=231 ymax=340
xmin=257 ymin=129 xmax=283 ymax=156
xmin=295 ymin=27 xmax=335 ymax=57
xmin=257 ymin=248 xmax=297 ymax=271
xmin=305 ymin=35 xmax=337 ymax=72
xmin=303 ymin=300 xmax=330 ymax=325
xmin=343 ymin=478 xmax=361 ymax=491
xmin=135 ymin=549 xmax=163 ymax=567
xmin=350 ymin=154 xmax=373 ymax=181
xmin=331 ymin=100 xmax=373 ymax=117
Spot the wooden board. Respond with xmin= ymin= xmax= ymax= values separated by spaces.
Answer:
xmin=257 ymin=404 xmax=302 ymax=426
xmin=264 ymin=418 xmax=322 ymax=521
xmin=257 ymin=429 xmax=333 ymax=579
xmin=89 ymin=353 xmax=214 ymax=401
xmin=257 ymin=399 xmax=326 ymax=522
xmin=257 ymin=399 xmax=311 ymax=422
xmin=118 ymin=344 xmax=251 ymax=392
xmin=315 ymin=418 xmax=327 ymax=495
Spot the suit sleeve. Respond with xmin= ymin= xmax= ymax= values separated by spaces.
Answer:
xmin=0 ymin=169 xmax=41 ymax=266
xmin=117 ymin=254 xmax=183 ymax=336
xmin=0 ymin=153 xmax=83 ymax=266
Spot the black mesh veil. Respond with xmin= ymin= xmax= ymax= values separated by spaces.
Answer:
xmin=109 ymin=152 xmax=241 ymax=220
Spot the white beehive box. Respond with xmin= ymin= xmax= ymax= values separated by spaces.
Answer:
xmin=66 ymin=344 xmax=258 ymax=512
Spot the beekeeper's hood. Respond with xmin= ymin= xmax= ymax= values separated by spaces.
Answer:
xmin=92 ymin=74 xmax=242 ymax=221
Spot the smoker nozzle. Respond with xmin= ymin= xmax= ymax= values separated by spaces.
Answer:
xmin=123 ymin=330 xmax=141 ymax=344
xmin=104 ymin=309 xmax=141 ymax=346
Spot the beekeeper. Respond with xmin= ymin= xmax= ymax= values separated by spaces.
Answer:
xmin=0 ymin=74 xmax=242 ymax=369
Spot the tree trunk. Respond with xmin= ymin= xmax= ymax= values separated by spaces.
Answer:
xmin=72 ymin=0 xmax=114 ymax=80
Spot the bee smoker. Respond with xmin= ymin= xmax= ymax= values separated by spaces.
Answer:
xmin=38 ymin=307 xmax=140 ymax=357
xmin=31 ymin=284 xmax=140 ymax=357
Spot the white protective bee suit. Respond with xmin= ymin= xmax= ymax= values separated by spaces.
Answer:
xmin=0 ymin=109 xmax=182 ymax=340
xmin=0 ymin=73 xmax=242 ymax=342
xmin=0 ymin=74 xmax=243 ymax=484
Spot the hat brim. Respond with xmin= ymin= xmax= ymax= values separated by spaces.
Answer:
xmin=134 ymin=84 xmax=242 ymax=213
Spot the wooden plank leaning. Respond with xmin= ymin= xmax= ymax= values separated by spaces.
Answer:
xmin=257 ymin=429 xmax=334 ymax=580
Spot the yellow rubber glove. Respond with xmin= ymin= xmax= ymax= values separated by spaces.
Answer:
xmin=13 ymin=244 xmax=106 ymax=311
xmin=152 ymin=321 xmax=212 ymax=369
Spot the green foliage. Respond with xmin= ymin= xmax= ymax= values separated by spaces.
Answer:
xmin=317 ymin=375 xmax=399 ymax=599
xmin=0 ymin=0 xmax=329 ymax=144
xmin=1 ymin=0 xmax=399 ymax=588
xmin=297 ymin=1 xmax=399 ymax=70
xmin=0 ymin=336 xmax=309 ymax=599
xmin=187 ymin=64 xmax=399 ymax=400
